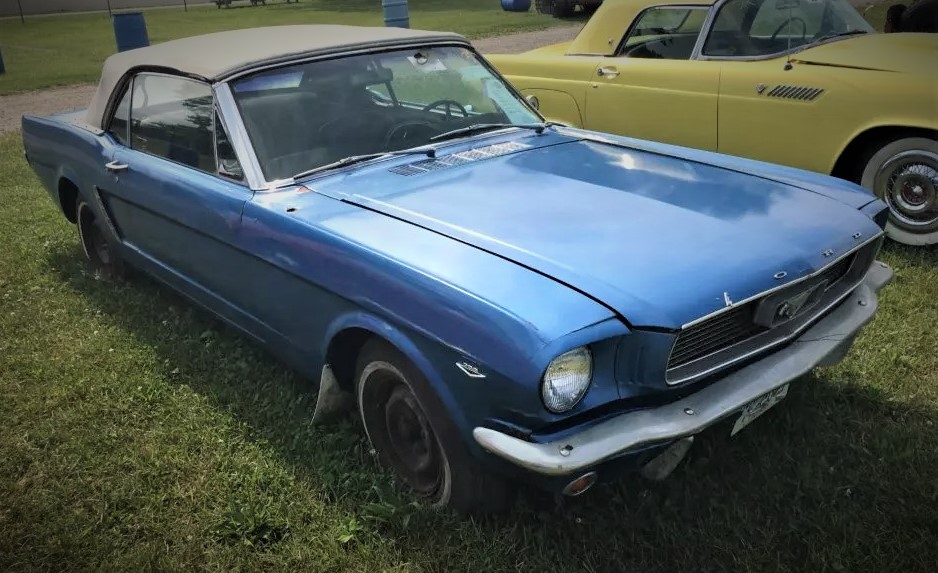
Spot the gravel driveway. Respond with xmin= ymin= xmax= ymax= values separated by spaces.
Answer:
xmin=0 ymin=25 xmax=582 ymax=135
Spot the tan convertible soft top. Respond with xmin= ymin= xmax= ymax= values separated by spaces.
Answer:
xmin=86 ymin=25 xmax=468 ymax=128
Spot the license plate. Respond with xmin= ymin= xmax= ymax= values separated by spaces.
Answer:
xmin=731 ymin=384 xmax=789 ymax=436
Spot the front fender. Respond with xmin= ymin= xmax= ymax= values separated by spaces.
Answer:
xmin=321 ymin=310 xmax=474 ymax=437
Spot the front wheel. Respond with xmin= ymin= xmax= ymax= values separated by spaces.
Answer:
xmin=860 ymin=137 xmax=938 ymax=246
xmin=355 ymin=340 xmax=514 ymax=514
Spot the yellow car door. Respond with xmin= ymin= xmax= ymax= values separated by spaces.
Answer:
xmin=582 ymin=5 xmax=720 ymax=150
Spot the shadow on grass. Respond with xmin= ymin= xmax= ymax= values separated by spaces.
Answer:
xmin=46 ymin=244 xmax=938 ymax=572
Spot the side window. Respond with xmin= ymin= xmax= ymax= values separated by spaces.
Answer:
xmin=129 ymin=74 xmax=216 ymax=173
xmin=619 ymin=7 xmax=709 ymax=60
xmin=107 ymin=83 xmax=132 ymax=146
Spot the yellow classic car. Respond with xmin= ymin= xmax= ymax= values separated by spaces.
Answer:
xmin=488 ymin=0 xmax=938 ymax=245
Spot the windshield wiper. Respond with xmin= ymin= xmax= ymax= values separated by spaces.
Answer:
xmin=291 ymin=147 xmax=435 ymax=181
xmin=812 ymin=30 xmax=869 ymax=44
xmin=429 ymin=122 xmax=553 ymax=143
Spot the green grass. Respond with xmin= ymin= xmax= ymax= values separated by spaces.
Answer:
xmin=0 ymin=0 xmax=563 ymax=95
xmin=3 ymin=130 xmax=938 ymax=571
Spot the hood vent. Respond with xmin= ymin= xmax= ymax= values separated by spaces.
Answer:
xmin=766 ymin=85 xmax=825 ymax=101
xmin=389 ymin=141 xmax=531 ymax=176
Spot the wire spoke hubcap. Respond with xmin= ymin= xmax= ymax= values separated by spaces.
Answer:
xmin=875 ymin=150 xmax=938 ymax=229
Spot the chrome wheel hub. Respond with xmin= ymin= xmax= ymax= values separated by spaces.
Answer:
xmin=875 ymin=150 xmax=938 ymax=230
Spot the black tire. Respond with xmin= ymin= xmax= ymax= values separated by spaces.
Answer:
xmin=552 ymin=0 xmax=577 ymax=17
xmin=355 ymin=339 xmax=514 ymax=514
xmin=76 ymin=195 xmax=124 ymax=279
xmin=903 ymin=0 xmax=938 ymax=32
xmin=535 ymin=0 xmax=576 ymax=17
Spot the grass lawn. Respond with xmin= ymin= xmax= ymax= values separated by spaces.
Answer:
xmin=0 ymin=0 xmax=563 ymax=95
xmin=2 ymin=126 xmax=938 ymax=571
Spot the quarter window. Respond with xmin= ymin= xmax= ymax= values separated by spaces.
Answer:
xmin=107 ymin=86 xmax=132 ymax=146
xmin=619 ymin=7 xmax=709 ymax=59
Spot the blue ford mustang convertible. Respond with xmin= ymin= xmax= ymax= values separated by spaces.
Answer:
xmin=22 ymin=25 xmax=893 ymax=513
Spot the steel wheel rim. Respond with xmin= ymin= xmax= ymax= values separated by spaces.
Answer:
xmin=362 ymin=367 xmax=443 ymax=498
xmin=874 ymin=149 xmax=938 ymax=230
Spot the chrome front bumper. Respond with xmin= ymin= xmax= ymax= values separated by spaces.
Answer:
xmin=473 ymin=261 xmax=893 ymax=477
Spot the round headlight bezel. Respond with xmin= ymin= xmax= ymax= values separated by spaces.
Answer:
xmin=540 ymin=346 xmax=593 ymax=414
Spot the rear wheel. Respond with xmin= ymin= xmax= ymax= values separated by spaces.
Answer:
xmin=860 ymin=137 xmax=938 ymax=246
xmin=355 ymin=339 xmax=514 ymax=514
xmin=76 ymin=196 xmax=123 ymax=278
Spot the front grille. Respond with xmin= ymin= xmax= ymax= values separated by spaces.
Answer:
xmin=665 ymin=241 xmax=875 ymax=383
xmin=668 ymin=305 xmax=766 ymax=369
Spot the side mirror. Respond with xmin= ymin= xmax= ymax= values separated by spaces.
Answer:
xmin=525 ymin=94 xmax=540 ymax=110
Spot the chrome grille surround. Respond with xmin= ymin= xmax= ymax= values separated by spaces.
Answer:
xmin=665 ymin=235 xmax=883 ymax=385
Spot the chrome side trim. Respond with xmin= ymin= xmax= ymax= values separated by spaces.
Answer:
xmin=682 ymin=232 xmax=882 ymax=330
xmin=473 ymin=262 xmax=893 ymax=477
xmin=214 ymin=82 xmax=267 ymax=191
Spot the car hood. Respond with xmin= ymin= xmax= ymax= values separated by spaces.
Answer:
xmin=794 ymin=33 xmax=938 ymax=73
xmin=311 ymin=133 xmax=882 ymax=329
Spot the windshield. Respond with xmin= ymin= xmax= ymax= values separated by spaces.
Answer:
xmin=703 ymin=0 xmax=874 ymax=58
xmin=231 ymin=46 xmax=541 ymax=181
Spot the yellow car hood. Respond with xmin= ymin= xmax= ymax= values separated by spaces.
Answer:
xmin=793 ymin=33 xmax=938 ymax=74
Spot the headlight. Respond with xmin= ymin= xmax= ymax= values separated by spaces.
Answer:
xmin=541 ymin=347 xmax=593 ymax=413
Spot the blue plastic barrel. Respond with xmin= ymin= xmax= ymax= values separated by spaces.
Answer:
xmin=382 ymin=0 xmax=410 ymax=28
xmin=112 ymin=12 xmax=150 ymax=53
xmin=501 ymin=0 xmax=532 ymax=11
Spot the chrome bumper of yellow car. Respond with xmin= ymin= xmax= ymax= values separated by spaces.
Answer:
xmin=473 ymin=261 xmax=894 ymax=477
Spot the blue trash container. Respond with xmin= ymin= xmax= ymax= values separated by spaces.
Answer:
xmin=382 ymin=0 xmax=410 ymax=28
xmin=501 ymin=0 xmax=532 ymax=11
xmin=113 ymin=12 xmax=150 ymax=53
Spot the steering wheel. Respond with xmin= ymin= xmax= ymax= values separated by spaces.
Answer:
xmin=771 ymin=17 xmax=807 ymax=42
xmin=317 ymin=110 xmax=384 ymax=142
xmin=384 ymin=122 xmax=439 ymax=151
xmin=422 ymin=99 xmax=469 ymax=121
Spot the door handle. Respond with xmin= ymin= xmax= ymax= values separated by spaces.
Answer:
xmin=105 ymin=160 xmax=128 ymax=172
xmin=597 ymin=66 xmax=620 ymax=79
